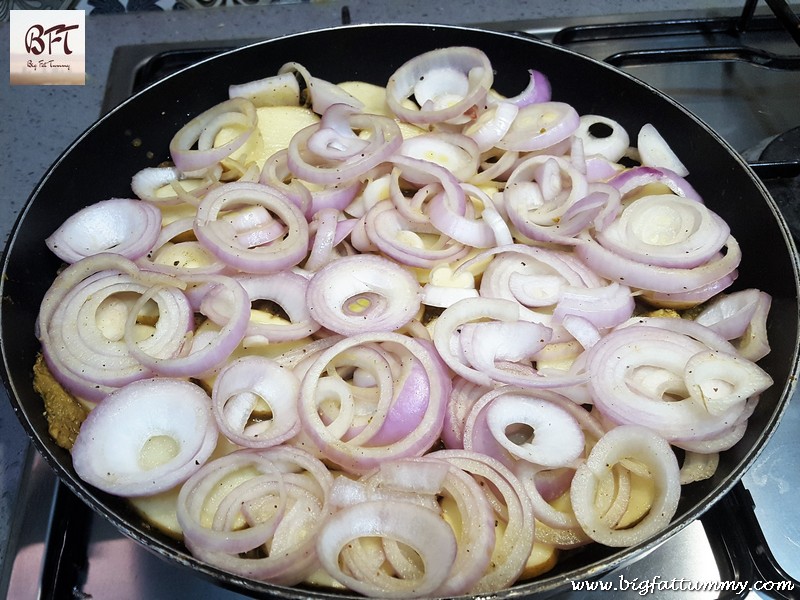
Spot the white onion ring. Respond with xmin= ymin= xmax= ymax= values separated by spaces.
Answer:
xmin=72 ymin=378 xmax=218 ymax=496
xmin=570 ymin=425 xmax=681 ymax=547
xmin=45 ymin=198 xmax=162 ymax=263
xmin=212 ymin=355 xmax=301 ymax=447
xmin=386 ymin=46 xmax=493 ymax=125
xmin=316 ymin=500 xmax=457 ymax=598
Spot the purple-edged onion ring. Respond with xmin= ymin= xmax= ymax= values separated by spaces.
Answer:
xmin=316 ymin=500 xmax=457 ymax=598
xmin=169 ymin=97 xmax=258 ymax=173
xmin=306 ymin=254 xmax=422 ymax=336
xmin=298 ymin=332 xmax=450 ymax=472
xmin=386 ymin=46 xmax=493 ymax=125
xmin=193 ymin=181 xmax=309 ymax=274
xmin=176 ymin=445 xmax=333 ymax=585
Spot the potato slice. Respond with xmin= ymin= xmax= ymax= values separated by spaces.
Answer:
xmin=215 ymin=106 xmax=320 ymax=169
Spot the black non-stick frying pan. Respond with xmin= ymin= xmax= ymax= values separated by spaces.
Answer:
xmin=2 ymin=23 xmax=798 ymax=599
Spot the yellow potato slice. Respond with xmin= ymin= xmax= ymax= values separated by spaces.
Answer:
xmin=129 ymin=436 xmax=241 ymax=537
xmin=440 ymin=491 xmax=559 ymax=583
xmin=215 ymin=106 xmax=320 ymax=169
xmin=338 ymin=81 xmax=392 ymax=116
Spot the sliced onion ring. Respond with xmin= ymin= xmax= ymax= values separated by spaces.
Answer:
xmin=306 ymin=254 xmax=422 ymax=336
xmin=570 ymin=425 xmax=681 ymax=547
xmin=72 ymin=378 xmax=218 ymax=496
xmin=316 ymin=500 xmax=457 ymax=598
xmin=46 ymin=198 xmax=162 ymax=264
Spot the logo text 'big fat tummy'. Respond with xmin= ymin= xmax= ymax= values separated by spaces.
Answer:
xmin=10 ymin=10 xmax=86 ymax=86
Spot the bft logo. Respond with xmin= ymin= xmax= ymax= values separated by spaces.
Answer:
xmin=10 ymin=10 xmax=86 ymax=86
xmin=25 ymin=23 xmax=81 ymax=57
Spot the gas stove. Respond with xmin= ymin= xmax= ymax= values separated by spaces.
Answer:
xmin=2 ymin=2 xmax=799 ymax=599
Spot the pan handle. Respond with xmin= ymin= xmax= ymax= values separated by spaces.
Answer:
xmin=748 ymin=160 xmax=800 ymax=180
xmin=702 ymin=482 xmax=799 ymax=600
xmin=39 ymin=481 xmax=93 ymax=600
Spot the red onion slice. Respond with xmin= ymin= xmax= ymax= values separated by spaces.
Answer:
xmin=306 ymin=254 xmax=422 ymax=336
xmin=573 ymin=115 xmax=630 ymax=163
xmin=585 ymin=321 xmax=770 ymax=442
xmin=484 ymin=393 xmax=585 ymax=468
xmin=503 ymin=154 xmax=592 ymax=244
xmin=131 ymin=166 xmax=220 ymax=206
xmin=139 ymin=216 xmax=227 ymax=276
xmin=278 ymin=61 xmax=364 ymax=114
xmin=694 ymin=288 xmax=772 ymax=362
xmin=432 ymin=297 xmax=586 ymax=389
xmin=169 ymin=98 xmax=258 ymax=173
xmin=442 ymin=376 xmax=490 ymax=450
xmin=430 ymin=449 xmax=535 ymax=593
xmin=298 ymin=332 xmax=450 ymax=472
xmin=125 ymin=274 xmax=249 ymax=378
xmin=228 ymin=71 xmax=301 ymax=107
xmin=131 ymin=166 xmax=183 ymax=204
xmin=468 ymin=243 xmax=603 ymax=308
xmin=72 ymin=378 xmax=218 ymax=496
xmin=38 ymin=256 xmax=192 ymax=401
xmin=287 ymin=109 xmax=402 ymax=186
xmin=609 ymin=165 xmax=701 ymax=202
xmin=177 ymin=446 xmax=332 ymax=585
xmin=552 ymin=282 xmax=635 ymax=330
xmin=502 ymin=69 xmax=552 ymax=107
xmin=497 ymin=102 xmax=580 ymax=152
xmin=193 ymin=181 xmax=309 ymax=274
xmin=399 ymin=133 xmax=480 ymax=183
xmin=365 ymin=201 xmax=469 ymax=268
xmin=45 ymin=198 xmax=162 ymax=264
xmin=202 ymin=271 xmax=320 ymax=343
xmin=350 ymin=456 xmax=496 ymax=596
xmin=595 ymin=194 xmax=731 ymax=269
xmin=463 ymin=102 xmax=519 ymax=152
xmin=684 ymin=349 xmax=772 ymax=416
xmin=638 ymin=123 xmax=689 ymax=177
xmin=575 ymin=232 xmax=741 ymax=295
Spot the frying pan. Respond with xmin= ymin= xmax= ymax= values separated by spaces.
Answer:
xmin=1 ymin=23 xmax=798 ymax=599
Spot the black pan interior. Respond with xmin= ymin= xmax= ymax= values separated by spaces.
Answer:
xmin=2 ymin=23 xmax=798 ymax=599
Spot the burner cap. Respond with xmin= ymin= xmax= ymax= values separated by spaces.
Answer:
xmin=760 ymin=126 xmax=800 ymax=162
xmin=758 ymin=127 xmax=800 ymax=244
